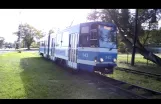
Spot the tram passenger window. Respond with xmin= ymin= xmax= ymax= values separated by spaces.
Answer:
xmin=41 ymin=42 xmax=43 ymax=46
xmin=51 ymin=38 xmax=54 ymax=47
xmin=56 ymin=33 xmax=62 ymax=46
xmin=46 ymin=41 xmax=48 ymax=47
xmin=40 ymin=42 xmax=42 ymax=46
xmin=79 ymin=34 xmax=90 ymax=47
xmin=81 ymin=26 xmax=89 ymax=33
xmin=80 ymin=26 xmax=90 ymax=47
xmin=90 ymin=29 xmax=98 ymax=47
xmin=41 ymin=41 xmax=44 ymax=46
xmin=45 ymin=41 xmax=47 ymax=46
xmin=62 ymin=32 xmax=69 ymax=47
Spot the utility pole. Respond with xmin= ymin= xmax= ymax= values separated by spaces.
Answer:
xmin=131 ymin=9 xmax=138 ymax=66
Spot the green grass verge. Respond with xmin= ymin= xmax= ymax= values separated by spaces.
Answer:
xmin=107 ymin=54 xmax=161 ymax=93
xmin=108 ymin=69 xmax=161 ymax=93
xmin=0 ymin=52 xmax=125 ymax=99
xmin=117 ymin=54 xmax=161 ymax=74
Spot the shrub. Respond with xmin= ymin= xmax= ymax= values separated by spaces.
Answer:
xmin=118 ymin=42 xmax=126 ymax=53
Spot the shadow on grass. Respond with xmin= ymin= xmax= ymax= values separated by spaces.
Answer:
xmin=19 ymin=57 xmax=71 ymax=98
xmin=19 ymin=57 xmax=91 ymax=99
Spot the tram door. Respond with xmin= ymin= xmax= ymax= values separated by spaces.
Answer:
xmin=68 ymin=33 xmax=78 ymax=69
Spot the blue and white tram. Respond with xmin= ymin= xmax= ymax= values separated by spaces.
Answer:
xmin=39 ymin=22 xmax=117 ymax=74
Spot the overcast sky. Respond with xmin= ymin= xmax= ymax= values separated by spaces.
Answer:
xmin=0 ymin=9 xmax=160 ymax=43
xmin=0 ymin=9 xmax=91 ymax=43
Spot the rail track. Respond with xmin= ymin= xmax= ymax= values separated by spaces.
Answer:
xmin=45 ymin=58 xmax=161 ymax=99
xmin=65 ymin=69 xmax=161 ymax=99
xmin=71 ymin=70 xmax=161 ymax=99
xmin=116 ymin=67 xmax=161 ymax=80
xmin=90 ymin=71 xmax=161 ymax=99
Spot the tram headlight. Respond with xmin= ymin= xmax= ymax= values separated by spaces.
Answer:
xmin=113 ymin=58 xmax=117 ymax=62
xmin=100 ymin=58 xmax=104 ymax=62
xmin=94 ymin=57 xmax=97 ymax=63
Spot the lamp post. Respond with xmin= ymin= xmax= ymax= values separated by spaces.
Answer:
xmin=131 ymin=9 xmax=138 ymax=66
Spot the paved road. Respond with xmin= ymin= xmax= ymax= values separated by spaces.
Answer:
xmin=0 ymin=48 xmax=15 ymax=54
xmin=0 ymin=48 xmax=38 ymax=54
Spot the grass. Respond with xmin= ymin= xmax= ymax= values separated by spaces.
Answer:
xmin=108 ymin=69 xmax=161 ymax=93
xmin=118 ymin=53 xmax=158 ymax=65
xmin=0 ymin=52 xmax=125 ymax=99
xmin=1 ymin=52 xmax=161 ymax=98
xmin=111 ymin=54 xmax=161 ymax=95
xmin=117 ymin=53 xmax=161 ymax=74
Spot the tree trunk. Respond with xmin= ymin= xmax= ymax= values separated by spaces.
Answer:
xmin=119 ymin=30 xmax=161 ymax=66
xmin=135 ymin=38 xmax=161 ymax=66
xmin=27 ymin=44 xmax=30 ymax=50
xmin=27 ymin=46 xmax=30 ymax=50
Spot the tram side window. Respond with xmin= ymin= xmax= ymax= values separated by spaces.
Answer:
xmin=51 ymin=38 xmax=54 ymax=47
xmin=79 ymin=26 xmax=90 ymax=47
xmin=42 ymin=41 xmax=45 ymax=47
xmin=40 ymin=42 xmax=42 ymax=46
xmin=62 ymin=32 xmax=69 ymax=47
xmin=79 ymin=34 xmax=90 ymax=47
xmin=44 ymin=41 xmax=46 ymax=47
xmin=40 ymin=41 xmax=44 ymax=46
xmin=56 ymin=33 xmax=62 ymax=47
xmin=90 ymin=29 xmax=98 ymax=47
xmin=45 ymin=41 xmax=48 ymax=47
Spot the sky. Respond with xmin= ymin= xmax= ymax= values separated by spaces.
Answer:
xmin=0 ymin=9 xmax=161 ymax=43
xmin=0 ymin=9 xmax=92 ymax=43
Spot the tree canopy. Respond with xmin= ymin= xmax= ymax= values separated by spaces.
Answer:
xmin=14 ymin=23 xmax=44 ymax=49
xmin=0 ymin=37 xmax=5 ymax=48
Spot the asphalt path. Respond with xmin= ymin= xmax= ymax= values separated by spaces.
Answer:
xmin=0 ymin=48 xmax=38 ymax=54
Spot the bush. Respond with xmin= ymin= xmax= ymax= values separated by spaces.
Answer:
xmin=17 ymin=49 xmax=22 ymax=53
xmin=118 ymin=42 xmax=126 ymax=53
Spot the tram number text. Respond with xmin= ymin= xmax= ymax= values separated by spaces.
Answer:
xmin=105 ymin=56 xmax=112 ymax=59
xmin=82 ymin=53 xmax=88 ymax=58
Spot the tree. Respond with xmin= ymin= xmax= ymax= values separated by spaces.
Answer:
xmin=118 ymin=42 xmax=126 ymax=53
xmin=87 ymin=9 xmax=101 ymax=21
xmin=49 ymin=29 xmax=54 ymax=35
xmin=87 ymin=9 xmax=161 ymax=66
xmin=0 ymin=37 xmax=4 ymax=48
xmin=139 ymin=28 xmax=161 ymax=46
xmin=14 ymin=23 xmax=44 ymax=50
xmin=148 ymin=28 xmax=161 ymax=45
